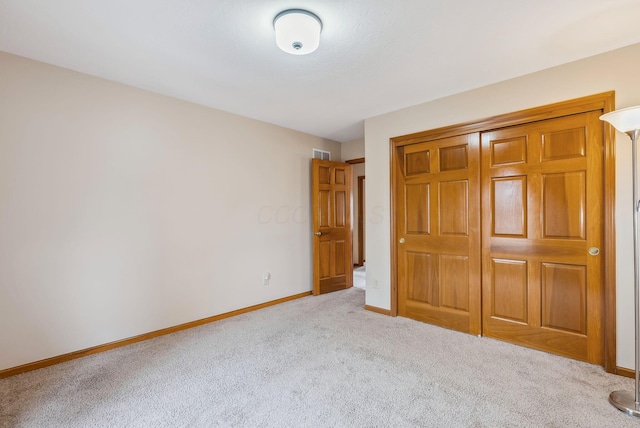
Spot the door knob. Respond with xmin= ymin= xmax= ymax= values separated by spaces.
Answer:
xmin=399 ymin=238 xmax=405 ymax=244
xmin=588 ymin=247 xmax=600 ymax=256
xmin=315 ymin=231 xmax=322 ymax=236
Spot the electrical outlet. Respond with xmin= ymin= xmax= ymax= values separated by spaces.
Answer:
xmin=372 ymin=279 xmax=380 ymax=289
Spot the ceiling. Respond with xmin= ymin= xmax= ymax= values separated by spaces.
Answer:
xmin=1 ymin=1 xmax=640 ymax=143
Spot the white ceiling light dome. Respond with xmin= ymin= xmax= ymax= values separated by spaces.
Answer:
xmin=273 ymin=9 xmax=322 ymax=55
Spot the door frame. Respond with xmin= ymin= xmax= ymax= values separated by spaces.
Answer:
xmin=346 ymin=157 xmax=366 ymax=267
xmin=389 ymin=92 xmax=617 ymax=373
xmin=357 ymin=176 xmax=365 ymax=266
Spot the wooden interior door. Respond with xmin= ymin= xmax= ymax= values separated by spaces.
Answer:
xmin=481 ymin=111 xmax=604 ymax=364
xmin=395 ymin=134 xmax=481 ymax=334
xmin=312 ymin=159 xmax=353 ymax=295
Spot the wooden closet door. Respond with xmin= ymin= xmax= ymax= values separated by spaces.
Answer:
xmin=396 ymin=134 xmax=481 ymax=335
xmin=481 ymin=111 xmax=604 ymax=364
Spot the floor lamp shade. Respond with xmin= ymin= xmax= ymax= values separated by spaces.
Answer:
xmin=601 ymin=105 xmax=640 ymax=418
xmin=601 ymin=106 xmax=640 ymax=133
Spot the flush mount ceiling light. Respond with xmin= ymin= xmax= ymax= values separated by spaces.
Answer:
xmin=273 ymin=9 xmax=322 ymax=55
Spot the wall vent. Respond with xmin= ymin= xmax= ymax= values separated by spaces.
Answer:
xmin=313 ymin=149 xmax=331 ymax=160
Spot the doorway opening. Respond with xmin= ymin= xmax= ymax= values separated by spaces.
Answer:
xmin=347 ymin=157 xmax=366 ymax=289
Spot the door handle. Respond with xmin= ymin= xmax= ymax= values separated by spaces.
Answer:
xmin=399 ymin=238 xmax=405 ymax=244
xmin=315 ymin=231 xmax=322 ymax=236
xmin=588 ymin=247 xmax=600 ymax=256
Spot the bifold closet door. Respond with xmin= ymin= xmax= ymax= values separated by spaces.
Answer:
xmin=480 ymin=111 xmax=604 ymax=364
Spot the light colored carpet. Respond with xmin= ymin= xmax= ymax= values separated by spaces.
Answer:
xmin=0 ymin=287 xmax=636 ymax=427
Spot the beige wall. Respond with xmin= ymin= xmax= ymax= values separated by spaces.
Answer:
xmin=0 ymin=51 xmax=340 ymax=371
xmin=365 ymin=42 xmax=640 ymax=370
xmin=341 ymin=138 xmax=364 ymax=162
xmin=342 ymin=139 xmax=365 ymax=264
